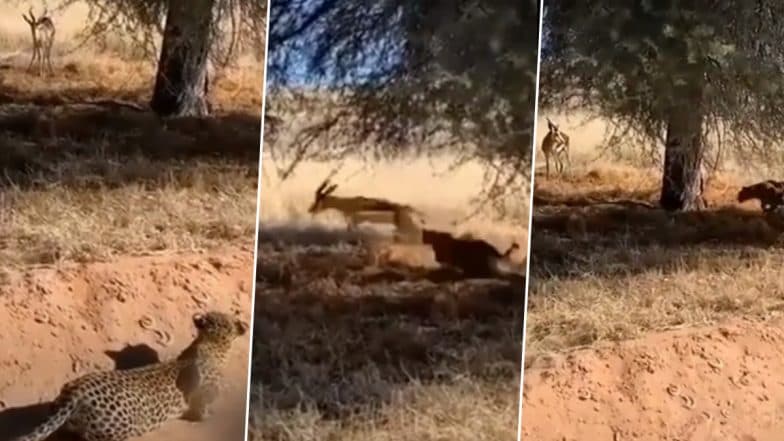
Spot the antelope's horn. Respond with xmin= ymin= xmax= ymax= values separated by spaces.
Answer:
xmin=315 ymin=179 xmax=330 ymax=196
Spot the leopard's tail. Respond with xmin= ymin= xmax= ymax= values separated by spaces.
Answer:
xmin=12 ymin=393 xmax=77 ymax=441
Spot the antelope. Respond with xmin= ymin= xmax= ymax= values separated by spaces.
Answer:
xmin=421 ymin=228 xmax=521 ymax=279
xmin=22 ymin=7 xmax=55 ymax=76
xmin=541 ymin=117 xmax=570 ymax=178
xmin=737 ymin=180 xmax=784 ymax=212
xmin=308 ymin=179 xmax=425 ymax=239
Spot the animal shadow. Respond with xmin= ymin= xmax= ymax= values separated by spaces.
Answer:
xmin=0 ymin=343 xmax=161 ymax=440
xmin=0 ymin=402 xmax=85 ymax=441
xmin=355 ymin=266 xmax=478 ymax=285
xmin=0 ymin=401 xmax=60 ymax=440
xmin=105 ymin=343 xmax=161 ymax=370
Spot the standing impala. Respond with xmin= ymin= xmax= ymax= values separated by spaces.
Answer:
xmin=541 ymin=117 xmax=571 ymax=178
xmin=22 ymin=7 xmax=55 ymax=76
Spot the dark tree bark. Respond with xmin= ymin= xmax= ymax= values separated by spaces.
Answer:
xmin=659 ymin=81 xmax=707 ymax=211
xmin=150 ymin=0 xmax=215 ymax=117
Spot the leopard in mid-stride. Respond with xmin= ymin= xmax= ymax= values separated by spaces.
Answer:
xmin=737 ymin=180 xmax=784 ymax=212
xmin=13 ymin=310 xmax=248 ymax=441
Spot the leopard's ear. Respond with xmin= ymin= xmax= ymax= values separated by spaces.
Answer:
xmin=235 ymin=319 xmax=249 ymax=336
xmin=193 ymin=312 xmax=207 ymax=329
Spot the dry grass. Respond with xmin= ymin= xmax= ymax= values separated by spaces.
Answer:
xmin=0 ymin=0 xmax=263 ymax=266
xmin=250 ymin=140 xmax=528 ymax=440
xmin=525 ymin=112 xmax=784 ymax=365
xmin=249 ymin=240 xmax=523 ymax=441
xmin=251 ymin=380 xmax=515 ymax=441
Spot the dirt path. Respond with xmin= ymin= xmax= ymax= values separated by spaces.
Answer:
xmin=521 ymin=318 xmax=784 ymax=441
xmin=0 ymin=246 xmax=255 ymax=441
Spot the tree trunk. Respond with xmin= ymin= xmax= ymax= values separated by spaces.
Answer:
xmin=659 ymin=83 xmax=706 ymax=212
xmin=150 ymin=0 xmax=215 ymax=117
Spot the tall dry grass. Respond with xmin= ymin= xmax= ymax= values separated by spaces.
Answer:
xmin=0 ymin=0 xmax=264 ymax=266
xmin=250 ymin=239 xmax=523 ymax=441
xmin=526 ymin=111 xmax=784 ymax=366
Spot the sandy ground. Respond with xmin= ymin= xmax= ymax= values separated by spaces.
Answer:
xmin=0 ymin=246 xmax=255 ymax=441
xmin=521 ymin=318 xmax=784 ymax=441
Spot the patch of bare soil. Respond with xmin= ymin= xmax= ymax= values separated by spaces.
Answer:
xmin=0 ymin=246 xmax=254 ymax=441
xmin=522 ymin=318 xmax=784 ymax=441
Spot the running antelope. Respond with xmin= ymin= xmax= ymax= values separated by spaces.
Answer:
xmin=308 ymin=179 xmax=424 ymax=239
xmin=22 ymin=7 xmax=55 ymax=76
xmin=421 ymin=228 xmax=521 ymax=279
xmin=541 ymin=117 xmax=570 ymax=178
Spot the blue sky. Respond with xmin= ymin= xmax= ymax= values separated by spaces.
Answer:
xmin=272 ymin=43 xmax=402 ymax=87
xmin=268 ymin=40 xmax=402 ymax=88
xmin=267 ymin=0 xmax=403 ymax=88
xmin=539 ymin=8 xmax=554 ymax=58
xmin=268 ymin=2 xmax=550 ymax=87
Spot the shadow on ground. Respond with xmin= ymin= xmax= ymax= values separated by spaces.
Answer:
xmin=0 ymin=95 xmax=261 ymax=190
xmin=530 ymin=188 xmax=782 ymax=281
xmin=258 ymin=223 xmax=367 ymax=248
xmin=251 ymin=239 xmax=524 ymax=421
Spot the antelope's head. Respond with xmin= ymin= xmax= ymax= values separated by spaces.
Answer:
xmin=546 ymin=118 xmax=569 ymax=146
xmin=308 ymin=179 xmax=338 ymax=214
xmin=546 ymin=118 xmax=559 ymax=136
xmin=25 ymin=7 xmax=51 ymax=25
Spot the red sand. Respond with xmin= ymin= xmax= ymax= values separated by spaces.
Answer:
xmin=521 ymin=318 xmax=784 ymax=441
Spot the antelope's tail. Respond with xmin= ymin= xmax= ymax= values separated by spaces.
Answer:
xmin=406 ymin=207 xmax=427 ymax=223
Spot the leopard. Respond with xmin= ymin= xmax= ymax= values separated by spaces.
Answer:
xmin=421 ymin=228 xmax=521 ymax=279
xmin=737 ymin=180 xmax=784 ymax=212
xmin=13 ymin=310 xmax=248 ymax=441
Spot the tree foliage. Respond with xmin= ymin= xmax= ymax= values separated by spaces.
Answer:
xmin=542 ymin=0 xmax=784 ymax=173
xmin=265 ymin=0 xmax=540 ymax=217
xmin=49 ymin=0 xmax=266 ymax=66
